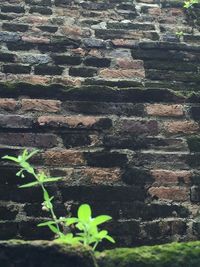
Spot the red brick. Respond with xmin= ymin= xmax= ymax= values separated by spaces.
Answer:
xmin=44 ymin=149 xmax=85 ymax=166
xmin=38 ymin=115 xmax=111 ymax=129
xmin=99 ymin=69 xmax=145 ymax=79
xmin=115 ymin=58 xmax=144 ymax=69
xmin=22 ymin=36 xmax=50 ymax=44
xmin=146 ymin=104 xmax=184 ymax=117
xmin=82 ymin=167 xmax=121 ymax=185
xmin=151 ymin=169 xmax=192 ymax=186
xmin=164 ymin=120 xmax=199 ymax=134
xmin=19 ymin=75 xmax=51 ymax=85
xmin=21 ymin=99 xmax=61 ymax=113
xmin=0 ymin=98 xmax=17 ymax=111
xmin=148 ymin=186 xmax=189 ymax=201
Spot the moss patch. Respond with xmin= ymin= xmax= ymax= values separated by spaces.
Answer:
xmin=97 ymin=241 xmax=200 ymax=267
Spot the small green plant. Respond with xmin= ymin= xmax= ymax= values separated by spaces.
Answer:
xmin=184 ymin=0 xmax=199 ymax=8
xmin=175 ymin=31 xmax=184 ymax=38
xmin=2 ymin=149 xmax=115 ymax=250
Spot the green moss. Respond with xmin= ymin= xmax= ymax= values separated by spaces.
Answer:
xmin=187 ymin=135 xmax=200 ymax=152
xmin=97 ymin=241 xmax=200 ymax=267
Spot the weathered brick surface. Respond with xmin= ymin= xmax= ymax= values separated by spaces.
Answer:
xmin=0 ymin=0 xmax=200 ymax=248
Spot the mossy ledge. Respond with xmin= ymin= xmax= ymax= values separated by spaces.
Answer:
xmin=1 ymin=240 xmax=200 ymax=267
xmin=96 ymin=241 xmax=200 ymax=267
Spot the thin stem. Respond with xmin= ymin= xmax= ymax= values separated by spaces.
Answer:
xmin=40 ymin=183 xmax=61 ymax=236
xmin=92 ymin=241 xmax=99 ymax=251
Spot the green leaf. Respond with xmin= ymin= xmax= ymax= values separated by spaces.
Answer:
xmin=43 ymin=177 xmax=62 ymax=183
xmin=2 ymin=155 xmax=19 ymax=162
xmin=78 ymin=204 xmax=91 ymax=221
xmin=43 ymin=189 xmax=50 ymax=202
xmin=92 ymin=215 xmax=112 ymax=226
xmin=26 ymin=149 xmax=40 ymax=160
xmin=65 ymin=217 xmax=79 ymax=226
xmin=48 ymin=224 xmax=60 ymax=234
xmin=98 ymin=230 xmax=108 ymax=239
xmin=105 ymin=235 xmax=115 ymax=243
xmin=19 ymin=181 xmax=40 ymax=188
xmin=37 ymin=221 xmax=56 ymax=227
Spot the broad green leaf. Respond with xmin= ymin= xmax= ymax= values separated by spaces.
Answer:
xmin=78 ymin=204 xmax=91 ymax=221
xmin=92 ymin=215 xmax=112 ymax=226
xmin=65 ymin=217 xmax=79 ymax=226
xmin=75 ymin=222 xmax=84 ymax=231
xmin=19 ymin=181 xmax=39 ymax=188
xmin=98 ymin=230 xmax=108 ymax=239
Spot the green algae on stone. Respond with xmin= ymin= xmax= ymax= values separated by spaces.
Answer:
xmin=97 ymin=241 xmax=200 ymax=267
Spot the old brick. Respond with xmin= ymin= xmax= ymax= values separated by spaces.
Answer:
xmin=2 ymin=23 xmax=29 ymax=32
xmin=29 ymin=6 xmax=52 ymax=15
xmin=146 ymin=104 xmax=184 ymax=117
xmin=84 ymin=57 xmax=111 ymax=68
xmin=22 ymin=36 xmax=50 ymax=44
xmin=151 ymin=170 xmax=192 ymax=186
xmin=148 ymin=186 xmax=189 ymax=201
xmin=119 ymin=119 xmax=158 ymax=135
xmin=84 ymin=151 xmax=127 ymax=167
xmin=44 ymin=149 xmax=85 ymax=166
xmin=1 ymin=5 xmax=25 ymax=13
xmin=0 ymin=133 xmax=58 ymax=148
xmin=61 ymin=133 xmax=92 ymax=148
xmin=115 ymin=58 xmax=144 ymax=69
xmin=21 ymin=99 xmax=61 ymax=113
xmin=0 ymin=52 xmax=15 ymax=62
xmin=3 ymin=64 xmax=31 ymax=74
xmin=164 ymin=120 xmax=199 ymax=134
xmin=38 ymin=115 xmax=112 ymax=129
xmin=0 ymin=115 xmax=33 ymax=128
xmin=0 ymin=32 xmax=20 ymax=42
xmin=99 ymin=69 xmax=145 ymax=79
xmin=82 ymin=167 xmax=121 ymax=185
xmin=52 ymin=55 xmax=82 ymax=65
xmin=69 ymin=67 xmax=97 ymax=77
xmin=0 ymin=98 xmax=17 ymax=111
xmin=34 ymin=65 xmax=63 ymax=75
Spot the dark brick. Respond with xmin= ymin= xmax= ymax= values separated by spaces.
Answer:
xmin=19 ymin=220 xmax=54 ymax=240
xmin=52 ymin=55 xmax=82 ymax=65
xmin=2 ymin=23 xmax=29 ymax=32
xmin=50 ymin=36 xmax=80 ymax=48
xmin=103 ymin=134 xmax=148 ymax=149
xmin=0 ymin=222 xmax=18 ymax=240
xmin=7 ymin=42 xmax=36 ymax=51
xmin=191 ymin=186 xmax=200 ymax=202
xmin=61 ymin=185 xmax=146 ymax=202
xmin=107 ymin=22 xmax=155 ymax=31
xmin=1 ymin=5 xmax=25 ymax=13
xmin=0 ymin=52 xmax=15 ymax=62
xmin=34 ymin=65 xmax=64 ymax=75
xmin=69 ymin=67 xmax=97 ymax=77
xmin=2 ymin=64 xmax=31 ymax=74
xmin=61 ymin=133 xmax=91 ymax=148
xmin=84 ymin=151 xmax=127 ymax=167
xmin=187 ymin=135 xmax=200 ymax=152
xmin=37 ymin=25 xmax=58 ymax=33
xmin=55 ymin=0 xmax=72 ymax=6
xmin=29 ymin=6 xmax=52 ymax=15
xmin=0 ymin=133 xmax=59 ymax=148
xmin=0 ymin=115 xmax=33 ymax=128
xmin=38 ymin=44 xmax=67 ymax=53
xmin=0 ymin=205 xmax=18 ymax=220
xmin=0 ymin=32 xmax=20 ymax=42
xmin=63 ymin=101 xmax=144 ymax=116
xmin=84 ymin=57 xmax=111 ymax=68
xmin=190 ymin=106 xmax=200 ymax=120
xmin=122 ymin=167 xmax=153 ymax=185
xmin=25 ymin=0 xmax=52 ymax=6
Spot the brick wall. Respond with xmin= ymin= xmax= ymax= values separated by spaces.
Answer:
xmin=0 ymin=0 xmax=200 ymax=247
